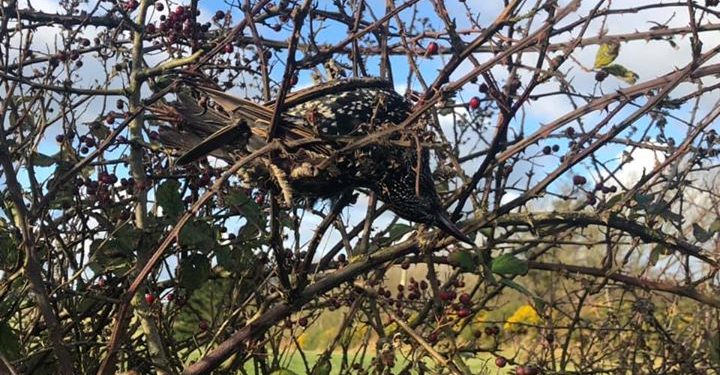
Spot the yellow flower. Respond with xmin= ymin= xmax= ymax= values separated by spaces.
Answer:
xmin=504 ymin=305 xmax=541 ymax=331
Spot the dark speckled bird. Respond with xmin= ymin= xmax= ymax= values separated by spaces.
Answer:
xmin=152 ymin=78 xmax=471 ymax=244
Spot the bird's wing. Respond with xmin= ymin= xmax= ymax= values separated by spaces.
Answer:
xmin=150 ymin=78 xmax=409 ymax=164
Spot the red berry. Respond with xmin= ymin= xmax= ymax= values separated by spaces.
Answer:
xmin=166 ymin=293 xmax=174 ymax=301
xmin=457 ymin=307 xmax=471 ymax=318
xmin=125 ymin=0 xmax=138 ymax=11
xmin=223 ymin=44 xmax=234 ymax=54
xmin=146 ymin=23 xmax=156 ymax=33
xmin=459 ymin=293 xmax=471 ymax=306
xmin=495 ymin=356 xmax=507 ymax=368
xmin=198 ymin=321 xmax=208 ymax=331
xmin=573 ymin=175 xmax=587 ymax=186
xmin=298 ymin=317 xmax=308 ymax=327
xmin=426 ymin=41 xmax=438 ymax=55
xmin=144 ymin=293 xmax=156 ymax=304
xmin=254 ymin=194 xmax=265 ymax=205
xmin=542 ymin=145 xmax=552 ymax=155
xmin=174 ymin=5 xmax=185 ymax=15
xmin=55 ymin=134 xmax=65 ymax=143
xmin=468 ymin=96 xmax=481 ymax=109
xmin=439 ymin=290 xmax=452 ymax=301
xmin=155 ymin=1 xmax=164 ymax=11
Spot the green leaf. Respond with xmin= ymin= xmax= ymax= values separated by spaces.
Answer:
xmin=215 ymin=245 xmax=253 ymax=273
xmin=693 ymin=223 xmax=713 ymax=242
xmin=156 ymin=180 xmax=183 ymax=219
xmin=388 ymin=224 xmax=413 ymax=242
xmin=108 ymin=225 xmax=140 ymax=254
xmin=708 ymin=331 xmax=720 ymax=368
xmin=605 ymin=193 xmax=624 ymax=208
xmin=31 ymin=152 xmax=56 ymax=167
xmin=602 ymin=64 xmax=639 ymax=84
xmin=710 ymin=219 xmax=720 ymax=233
xmin=225 ymin=189 xmax=264 ymax=230
xmin=179 ymin=220 xmax=216 ymax=250
xmin=647 ymin=200 xmax=670 ymax=215
xmin=491 ymin=254 xmax=528 ymax=276
xmin=648 ymin=244 xmax=671 ymax=266
xmin=447 ymin=250 xmax=476 ymax=272
xmin=633 ymin=193 xmax=654 ymax=207
xmin=172 ymin=279 xmax=231 ymax=341
xmin=179 ymin=253 xmax=211 ymax=290
xmin=479 ymin=227 xmax=493 ymax=238
xmin=311 ymin=355 xmax=332 ymax=375
xmin=0 ymin=321 xmax=20 ymax=360
xmin=594 ymin=41 xmax=620 ymax=69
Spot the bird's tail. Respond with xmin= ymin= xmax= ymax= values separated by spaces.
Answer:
xmin=435 ymin=212 xmax=474 ymax=245
xmin=149 ymin=80 xmax=274 ymax=164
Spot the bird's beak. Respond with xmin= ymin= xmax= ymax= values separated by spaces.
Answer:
xmin=436 ymin=213 xmax=474 ymax=245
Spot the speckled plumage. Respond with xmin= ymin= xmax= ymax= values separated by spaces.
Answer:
xmin=152 ymin=78 xmax=471 ymax=244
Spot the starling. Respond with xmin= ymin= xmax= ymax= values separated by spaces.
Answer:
xmin=151 ymin=78 xmax=472 ymax=244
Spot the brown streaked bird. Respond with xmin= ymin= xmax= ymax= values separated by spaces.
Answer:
xmin=151 ymin=77 xmax=472 ymax=244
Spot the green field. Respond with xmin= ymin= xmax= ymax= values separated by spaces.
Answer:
xmin=243 ymin=350 xmax=497 ymax=374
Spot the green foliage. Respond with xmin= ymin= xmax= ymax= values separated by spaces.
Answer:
xmin=491 ymin=254 xmax=528 ymax=276
xmin=173 ymin=279 xmax=231 ymax=341
xmin=224 ymin=188 xmax=264 ymax=232
xmin=693 ymin=223 xmax=714 ymax=242
xmin=387 ymin=223 xmax=414 ymax=243
xmin=593 ymin=41 xmax=620 ymax=69
xmin=178 ymin=253 xmax=211 ymax=291
xmin=156 ymin=180 xmax=183 ymax=219
xmin=448 ymin=250 xmax=477 ymax=272
xmin=602 ymin=64 xmax=639 ymax=84
xmin=0 ymin=321 xmax=20 ymax=360
xmin=178 ymin=219 xmax=216 ymax=250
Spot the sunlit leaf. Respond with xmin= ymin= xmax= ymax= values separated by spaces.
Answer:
xmin=388 ymin=223 xmax=413 ymax=242
xmin=594 ymin=41 xmax=620 ymax=69
xmin=447 ymin=250 xmax=476 ymax=272
xmin=603 ymin=64 xmax=639 ymax=84
xmin=491 ymin=254 xmax=528 ymax=276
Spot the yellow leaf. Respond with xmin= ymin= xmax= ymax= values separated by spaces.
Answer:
xmin=603 ymin=64 xmax=639 ymax=84
xmin=594 ymin=41 xmax=620 ymax=69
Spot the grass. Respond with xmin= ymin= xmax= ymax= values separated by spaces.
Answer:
xmin=243 ymin=350 xmax=496 ymax=374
